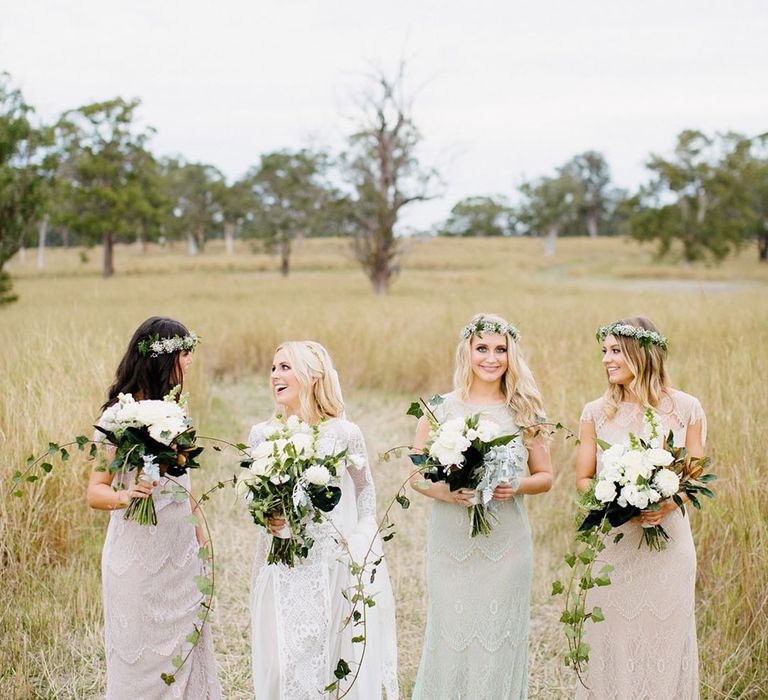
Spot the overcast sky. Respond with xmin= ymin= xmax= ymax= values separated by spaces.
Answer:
xmin=2 ymin=0 xmax=766 ymax=229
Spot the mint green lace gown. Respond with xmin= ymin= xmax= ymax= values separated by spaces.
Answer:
xmin=412 ymin=393 xmax=532 ymax=700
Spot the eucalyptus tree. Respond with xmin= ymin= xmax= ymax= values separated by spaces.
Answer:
xmin=0 ymin=73 xmax=51 ymax=303
xmin=215 ymin=177 xmax=253 ymax=255
xmin=341 ymin=64 xmax=440 ymax=294
xmin=439 ymin=195 xmax=515 ymax=237
xmin=517 ymin=171 xmax=581 ymax=255
xmin=244 ymin=148 xmax=341 ymax=276
xmin=56 ymin=97 xmax=156 ymax=277
xmin=560 ymin=151 xmax=612 ymax=237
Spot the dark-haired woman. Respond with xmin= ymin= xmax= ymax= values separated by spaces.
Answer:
xmin=87 ymin=317 xmax=221 ymax=699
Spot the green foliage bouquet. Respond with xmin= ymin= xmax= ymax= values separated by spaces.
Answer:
xmin=238 ymin=415 xmax=345 ymax=567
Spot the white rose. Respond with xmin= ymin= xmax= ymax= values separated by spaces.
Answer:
xmin=273 ymin=439 xmax=289 ymax=457
xmin=429 ymin=420 xmax=471 ymax=466
xmin=647 ymin=488 xmax=662 ymax=504
xmin=622 ymin=483 xmax=649 ymax=509
xmin=304 ymin=465 xmax=331 ymax=486
xmin=249 ymin=456 xmax=273 ymax=476
xmin=645 ymin=448 xmax=674 ymax=467
xmin=594 ymin=479 xmax=617 ymax=504
xmin=248 ymin=442 xmax=274 ymax=461
xmin=289 ymin=433 xmax=315 ymax=457
xmin=148 ymin=417 xmax=187 ymax=445
xmin=622 ymin=450 xmax=652 ymax=483
xmin=653 ymin=468 xmax=680 ymax=498
xmin=466 ymin=419 xmax=501 ymax=443
xmin=601 ymin=443 xmax=626 ymax=470
xmin=600 ymin=464 xmax=623 ymax=484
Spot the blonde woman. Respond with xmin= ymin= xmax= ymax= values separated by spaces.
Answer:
xmin=247 ymin=341 xmax=398 ymax=700
xmin=410 ymin=313 xmax=553 ymax=700
xmin=575 ymin=317 xmax=706 ymax=699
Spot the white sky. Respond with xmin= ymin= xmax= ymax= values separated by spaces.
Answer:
xmin=2 ymin=0 xmax=767 ymax=230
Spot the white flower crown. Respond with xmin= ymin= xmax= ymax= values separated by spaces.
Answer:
xmin=460 ymin=319 xmax=521 ymax=342
xmin=596 ymin=323 xmax=668 ymax=351
xmin=138 ymin=332 xmax=200 ymax=358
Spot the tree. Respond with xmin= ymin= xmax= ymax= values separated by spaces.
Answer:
xmin=342 ymin=65 xmax=440 ymax=294
xmin=517 ymin=171 xmax=581 ymax=256
xmin=244 ymin=149 xmax=341 ymax=276
xmin=0 ymin=74 xmax=50 ymax=304
xmin=627 ymin=130 xmax=743 ymax=262
xmin=439 ymin=195 xmax=515 ymax=237
xmin=216 ymin=178 xmax=253 ymax=255
xmin=560 ymin=151 xmax=612 ymax=237
xmin=56 ymin=98 xmax=156 ymax=277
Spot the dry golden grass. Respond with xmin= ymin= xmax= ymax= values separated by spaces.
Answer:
xmin=1 ymin=236 xmax=767 ymax=698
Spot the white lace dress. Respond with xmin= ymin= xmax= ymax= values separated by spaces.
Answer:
xmin=576 ymin=388 xmax=706 ymax=700
xmin=412 ymin=393 xmax=532 ymax=700
xmin=247 ymin=417 xmax=398 ymax=700
xmin=100 ymin=467 xmax=221 ymax=699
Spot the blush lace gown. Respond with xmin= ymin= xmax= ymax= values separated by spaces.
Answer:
xmin=411 ymin=392 xmax=533 ymax=700
xmin=576 ymin=388 xmax=706 ymax=700
xmin=100 ymin=467 xmax=221 ymax=699
xmin=247 ymin=417 xmax=398 ymax=700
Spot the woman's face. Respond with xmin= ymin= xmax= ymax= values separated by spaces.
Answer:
xmin=271 ymin=349 xmax=301 ymax=414
xmin=470 ymin=333 xmax=508 ymax=385
xmin=177 ymin=350 xmax=194 ymax=376
xmin=601 ymin=335 xmax=634 ymax=386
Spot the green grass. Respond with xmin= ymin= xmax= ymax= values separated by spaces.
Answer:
xmin=1 ymin=236 xmax=766 ymax=698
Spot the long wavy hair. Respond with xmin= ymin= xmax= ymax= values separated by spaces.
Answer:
xmin=602 ymin=316 xmax=671 ymax=419
xmin=273 ymin=341 xmax=345 ymax=424
xmin=453 ymin=312 xmax=546 ymax=441
xmin=102 ymin=317 xmax=190 ymax=411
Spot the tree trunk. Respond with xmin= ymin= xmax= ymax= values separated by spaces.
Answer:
xmin=194 ymin=225 xmax=206 ymax=253
xmin=187 ymin=232 xmax=199 ymax=256
xmin=37 ymin=215 xmax=49 ymax=269
xmin=758 ymin=231 xmax=768 ymax=261
xmin=224 ymin=222 xmax=235 ymax=256
xmin=62 ymin=227 xmax=70 ymax=248
xmin=586 ymin=209 xmax=598 ymax=238
xmin=103 ymin=232 xmax=115 ymax=278
xmin=371 ymin=268 xmax=390 ymax=294
xmin=18 ymin=245 xmax=26 ymax=264
xmin=545 ymin=226 xmax=558 ymax=256
xmin=279 ymin=239 xmax=290 ymax=277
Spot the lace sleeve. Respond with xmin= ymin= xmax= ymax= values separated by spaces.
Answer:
xmin=247 ymin=422 xmax=269 ymax=448
xmin=688 ymin=397 xmax=708 ymax=446
xmin=580 ymin=401 xmax=596 ymax=424
xmin=346 ymin=422 xmax=377 ymax=521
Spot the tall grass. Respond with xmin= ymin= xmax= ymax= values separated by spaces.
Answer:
xmin=1 ymin=237 xmax=766 ymax=697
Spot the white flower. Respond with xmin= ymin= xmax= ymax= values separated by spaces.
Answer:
xmin=273 ymin=438 xmax=289 ymax=457
xmin=654 ymin=468 xmax=680 ymax=498
xmin=348 ymin=454 xmax=367 ymax=470
xmin=269 ymin=472 xmax=291 ymax=485
xmin=594 ymin=479 xmax=617 ymax=504
xmin=601 ymin=443 xmax=626 ymax=471
xmin=249 ymin=457 xmax=273 ymax=476
xmin=429 ymin=419 xmax=471 ymax=466
xmin=600 ymin=464 xmax=623 ymax=484
xmin=621 ymin=483 xmax=649 ymax=509
xmin=148 ymin=417 xmax=187 ymax=445
xmin=645 ymin=448 xmax=674 ymax=467
xmin=248 ymin=442 xmax=274 ymax=461
xmin=466 ymin=419 xmax=501 ymax=443
xmin=647 ymin=488 xmax=662 ymax=504
xmin=304 ymin=465 xmax=331 ymax=486
xmin=285 ymin=415 xmax=301 ymax=431
xmin=289 ymin=432 xmax=315 ymax=457
xmin=621 ymin=450 xmax=653 ymax=483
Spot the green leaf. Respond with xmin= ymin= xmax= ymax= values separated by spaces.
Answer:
xmin=596 ymin=438 xmax=612 ymax=451
xmin=351 ymin=635 xmax=365 ymax=643
xmin=564 ymin=553 xmax=577 ymax=568
xmin=334 ymin=658 xmax=352 ymax=680
xmin=382 ymin=532 xmax=395 ymax=542
xmin=406 ymin=401 xmax=424 ymax=419
xmin=171 ymin=655 xmax=183 ymax=669
xmin=185 ymin=626 xmax=200 ymax=645
xmin=591 ymin=606 xmax=605 ymax=622
xmin=613 ymin=532 xmax=624 ymax=544
xmin=551 ymin=580 xmax=564 ymax=596
xmin=185 ymin=514 xmax=199 ymax=526
xmin=161 ymin=673 xmax=176 ymax=686
xmin=212 ymin=445 xmax=222 ymax=452
xmin=193 ymin=575 xmax=213 ymax=596
xmin=699 ymin=473 xmax=717 ymax=483
xmin=76 ymin=435 xmax=89 ymax=450
xmin=41 ymin=462 xmax=53 ymax=473
xmin=698 ymin=486 xmax=715 ymax=499
xmin=578 ymin=548 xmax=596 ymax=564
xmin=12 ymin=470 xmax=22 ymax=483
xmin=395 ymin=494 xmax=410 ymax=510
xmin=13 ymin=490 xmax=23 ymax=498
xmin=198 ymin=547 xmax=210 ymax=561
xmin=595 ymin=575 xmax=612 ymax=587
xmin=26 ymin=475 xmax=39 ymax=483
xmin=59 ymin=448 xmax=69 ymax=461
xmin=324 ymin=682 xmax=339 ymax=693
xmin=47 ymin=442 xmax=59 ymax=456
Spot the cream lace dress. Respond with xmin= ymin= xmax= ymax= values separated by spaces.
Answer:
xmin=576 ymin=388 xmax=706 ymax=700
xmin=412 ymin=393 xmax=532 ymax=700
xmin=247 ymin=417 xmax=398 ymax=700
xmin=100 ymin=465 xmax=221 ymax=699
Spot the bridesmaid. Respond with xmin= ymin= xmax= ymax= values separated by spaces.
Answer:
xmin=410 ymin=312 xmax=553 ymax=700
xmin=86 ymin=317 xmax=221 ymax=699
xmin=575 ymin=316 xmax=705 ymax=700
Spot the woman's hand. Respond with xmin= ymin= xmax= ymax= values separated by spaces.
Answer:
xmin=492 ymin=483 xmax=517 ymax=501
xmin=640 ymin=499 xmax=678 ymax=527
xmin=267 ymin=514 xmax=288 ymax=536
xmin=441 ymin=486 xmax=476 ymax=507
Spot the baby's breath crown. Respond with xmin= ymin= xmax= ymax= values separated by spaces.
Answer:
xmin=460 ymin=318 xmax=520 ymax=343
xmin=138 ymin=332 xmax=200 ymax=358
xmin=596 ymin=322 xmax=668 ymax=352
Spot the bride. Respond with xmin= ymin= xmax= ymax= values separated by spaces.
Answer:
xmin=246 ymin=340 xmax=398 ymax=699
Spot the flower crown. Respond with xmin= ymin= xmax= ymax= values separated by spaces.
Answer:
xmin=138 ymin=332 xmax=200 ymax=358
xmin=596 ymin=323 xmax=668 ymax=352
xmin=460 ymin=319 xmax=520 ymax=343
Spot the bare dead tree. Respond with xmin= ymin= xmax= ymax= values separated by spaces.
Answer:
xmin=342 ymin=64 xmax=440 ymax=294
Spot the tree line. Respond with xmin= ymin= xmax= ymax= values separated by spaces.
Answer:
xmin=2 ymin=66 xmax=767 ymax=304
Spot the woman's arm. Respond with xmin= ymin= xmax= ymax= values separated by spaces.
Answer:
xmin=409 ymin=416 xmax=475 ymax=506
xmin=492 ymin=433 xmax=553 ymax=500
xmin=575 ymin=418 xmax=598 ymax=493
xmin=86 ymin=445 xmax=155 ymax=510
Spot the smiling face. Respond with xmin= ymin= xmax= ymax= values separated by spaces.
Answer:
xmin=601 ymin=334 xmax=634 ymax=386
xmin=271 ymin=348 xmax=301 ymax=416
xmin=470 ymin=333 xmax=508 ymax=386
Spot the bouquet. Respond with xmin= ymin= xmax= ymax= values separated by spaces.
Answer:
xmin=238 ymin=415 xmax=345 ymax=567
xmin=578 ymin=407 xmax=716 ymax=550
xmin=95 ymin=388 xmax=203 ymax=525
xmin=409 ymin=398 xmax=528 ymax=537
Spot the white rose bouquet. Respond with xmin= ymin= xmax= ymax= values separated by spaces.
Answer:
xmin=579 ymin=407 xmax=717 ymax=550
xmin=408 ymin=398 xmax=527 ymax=537
xmin=238 ymin=415 xmax=345 ymax=567
xmin=94 ymin=388 xmax=203 ymax=526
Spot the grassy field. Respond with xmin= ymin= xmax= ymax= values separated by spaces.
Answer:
xmin=1 ymin=236 xmax=767 ymax=699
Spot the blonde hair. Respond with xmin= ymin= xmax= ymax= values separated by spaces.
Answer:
xmin=273 ymin=341 xmax=345 ymax=424
xmin=602 ymin=316 xmax=671 ymax=419
xmin=454 ymin=312 xmax=546 ymax=441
